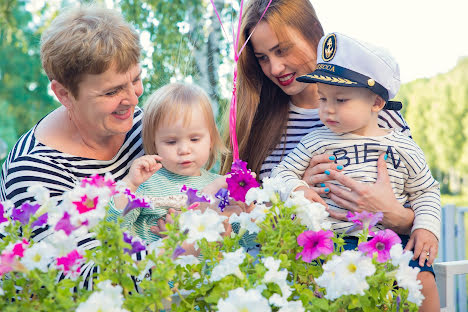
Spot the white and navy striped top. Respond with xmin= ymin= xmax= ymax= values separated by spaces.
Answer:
xmin=0 ymin=107 xmax=144 ymax=290
xmin=272 ymin=127 xmax=441 ymax=240
xmin=259 ymin=103 xmax=412 ymax=180
xmin=0 ymin=107 xmax=144 ymax=207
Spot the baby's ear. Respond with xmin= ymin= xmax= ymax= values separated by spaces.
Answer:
xmin=372 ymin=95 xmax=386 ymax=112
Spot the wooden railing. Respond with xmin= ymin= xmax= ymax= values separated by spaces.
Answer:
xmin=434 ymin=205 xmax=468 ymax=311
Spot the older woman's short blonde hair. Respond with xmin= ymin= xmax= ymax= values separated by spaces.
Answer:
xmin=40 ymin=5 xmax=141 ymax=98
xmin=142 ymin=83 xmax=226 ymax=170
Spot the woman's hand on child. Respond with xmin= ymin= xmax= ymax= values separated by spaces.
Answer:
xmin=126 ymin=155 xmax=163 ymax=191
xmin=405 ymin=229 xmax=438 ymax=267
xmin=324 ymin=154 xmax=414 ymax=234
xmin=303 ymin=154 xmax=342 ymax=194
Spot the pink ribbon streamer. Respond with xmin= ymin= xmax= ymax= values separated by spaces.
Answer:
xmin=209 ymin=0 xmax=272 ymax=162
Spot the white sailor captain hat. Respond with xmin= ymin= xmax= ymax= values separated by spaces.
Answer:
xmin=297 ymin=32 xmax=402 ymax=110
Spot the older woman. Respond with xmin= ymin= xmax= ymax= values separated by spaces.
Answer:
xmin=1 ymin=6 xmax=143 ymax=207
xmin=0 ymin=5 xmax=144 ymax=290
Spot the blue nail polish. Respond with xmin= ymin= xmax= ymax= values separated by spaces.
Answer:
xmin=320 ymin=183 xmax=326 ymax=187
xmin=384 ymin=154 xmax=388 ymax=160
xmin=325 ymin=170 xmax=330 ymax=175
xmin=337 ymin=165 xmax=343 ymax=170
xmin=324 ymin=188 xmax=330 ymax=193
xmin=329 ymin=156 xmax=336 ymax=160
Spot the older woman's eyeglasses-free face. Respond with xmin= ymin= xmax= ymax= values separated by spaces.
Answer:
xmin=69 ymin=63 xmax=143 ymax=138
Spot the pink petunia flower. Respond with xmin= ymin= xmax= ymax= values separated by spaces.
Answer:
xmin=56 ymin=249 xmax=85 ymax=277
xmin=0 ymin=251 xmax=27 ymax=276
xmin=346 ymin=211 xmax=383 ymax=235
xmin=296 ymin=230 xmax=334 ymax=263
xmin=12 ymin=239 xmax=29 ymax=258
xmin=81 ymin=174 xmax=117 ymax=195
xmin=226 ymin=171 xmax=259 ymax=202
xmin=358 ymin=229 xmax=402 ymax=263
xmin=73 ymin=195 xmax=99 ymax=214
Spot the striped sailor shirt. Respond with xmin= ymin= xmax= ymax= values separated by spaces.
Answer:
xmin=271 ymin=127 xmax=441 ymax=240
xmin=259 ymin=103 xmax=412 ymax=180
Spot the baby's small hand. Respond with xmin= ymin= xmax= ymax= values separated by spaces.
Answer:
xmin=295 ymin=186 xmax=328 ymax=207
xmin=405 ymin=228 xmax=438 ymax=267
xmin=126 ymin=155 xmax=163 ymax=191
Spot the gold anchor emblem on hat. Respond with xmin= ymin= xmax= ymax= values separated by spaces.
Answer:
xmin=324 ymin=38 xmax=334 ymax=59
xmin=322 ymin=33 xmax=337 ymax=62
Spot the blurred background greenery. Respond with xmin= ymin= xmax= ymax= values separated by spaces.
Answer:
xmin=1 ymin=0 xmax=467 ymax=206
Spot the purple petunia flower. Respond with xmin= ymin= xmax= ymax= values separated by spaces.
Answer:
xmin=230 ymin=159 xmax=249 ymax=172
xmin=215 ymin=188 xmax=230 ymax=212
xmin=55 ymin=212 xmax=77 ymax=236
xmin=180 ymin=185 xmax=210 ymax=206
xmin=0 ymin=202 xmax=8 ymax=224
xmin=123 ymin=232 xmax=146 ymax=255
xmin=346 ymin=211 xmax=383 ymax=235
xmin=122 ymin=197 xmax=151 ymax=216
xmin=296 ymin=230 xmax=334 ymax=263
xmin=358 ymin=229 xmax=402 ymax=263
xmin=171 ymin=245 xmax=186 ymax=260
xmin=31 ymin=213 xmax=48 ymax=229
xmin=11 ymin=202 xmax=40 ymax=225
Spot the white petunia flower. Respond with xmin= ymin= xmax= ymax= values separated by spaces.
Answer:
xmin=76 ymin=280 xmax=128 ymax=312
xmin=27 ymin=185 xmax=57 ymax=216
xmin=285 ymin=191 xmax=330 ymax=231
xmin=262 ymin=257 xmax=292 ymax=302
xmin=45 ymin=231 xmax=79 ymax=257
xmin=211 ymin=248 xmax=246 ymax=282
xmin=277 ymin=300 xmax=305 ymax=312
xmin=229 ymin=212 xmax=260 ymax=234
xmin=174 ymin=255 xmax=200 ymax=267
xmin=21 ymin=241 xmax=57 ymax=273
xmin=137 ymin=240 xmax=165 ymax=281
xmin=316 ymin=250 xmax=376 ymax=300
xmin=179 ymin=209 xmax=227 ymax=245
xmin=245 ymin=187 xmax=269 ymax=205
xmin=217 ymin=287 xmax=271 ymax=312
xmin=395 ymin=264 xmax=424 ymax=306
xmin=245 ymin=176 xmax=285 ymax=205
xmin=390 ymin=243 xmax=414 ymax=267
xmin=249 ymin=204 xmax=271 ymax=223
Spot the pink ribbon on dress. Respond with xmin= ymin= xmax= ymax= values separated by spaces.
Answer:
xmin=209 ymin=0 xmax=272 ymax=162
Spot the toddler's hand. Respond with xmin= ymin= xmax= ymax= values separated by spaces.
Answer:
xmin=295 ymin=186 xmax=328 ymax=207
xmin=405 ymin=228 xmax=438 ymax=267
xmin=125 ymin=155 xmax=163 ymax=191
xmin=201 ymin=175 xmax=228 ymax=196
xmin=150 ymin=208 xmax=178 ymax=237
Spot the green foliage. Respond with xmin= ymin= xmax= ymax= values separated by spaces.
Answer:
xmin=399 ymin=57 xmax=468 ymax=194
xmin=0 ymin=0 xmax=57 ymax=155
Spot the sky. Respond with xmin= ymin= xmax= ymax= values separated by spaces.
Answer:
xmin=312 ymin=0 xmax=468 ymax=83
